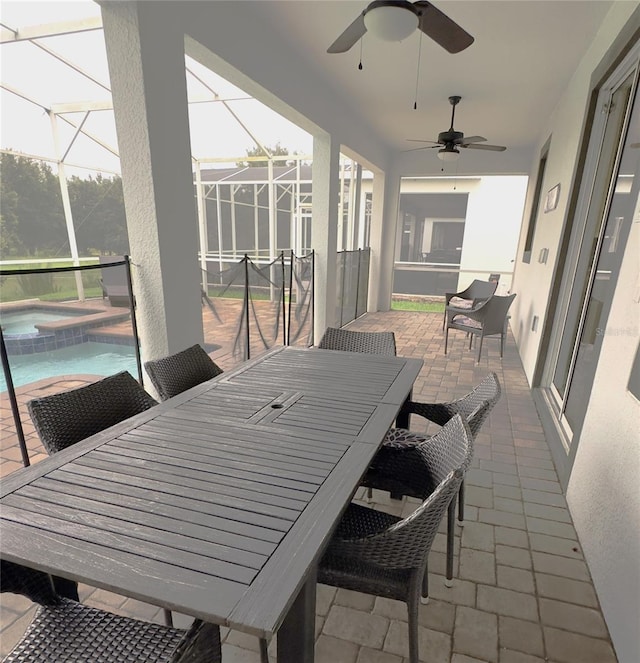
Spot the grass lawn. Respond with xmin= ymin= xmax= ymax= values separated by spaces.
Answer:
xmin=391 ymin=300 xmax=444 ymax=313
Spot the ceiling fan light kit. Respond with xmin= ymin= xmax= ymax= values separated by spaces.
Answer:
xmin=327 ymin=0 xmax=474 ymax=54
xmin=363 ymin=1 xmax=419 ymax=42
xmin=437 ymin=148 xmax=460 ymax=162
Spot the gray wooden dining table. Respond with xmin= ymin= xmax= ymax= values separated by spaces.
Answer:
xmin=0 ymin=346 xmax=423 ymax=662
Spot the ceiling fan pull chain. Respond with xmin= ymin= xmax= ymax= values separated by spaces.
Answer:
xmin=358 ymin=37 xmax=364 ymax=70
xmin=413 ymin=30 xmax=423 ymax=110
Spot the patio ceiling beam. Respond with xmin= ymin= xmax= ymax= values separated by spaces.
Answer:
xmin=1 ymin=83 xmax=49 ymax=112
xmin=51 ymin=100 xmax=113 ymax=114
xmin=0 ymin=148 xmax=119 ymax=175
xmin=0 ymin=17 xmax=102 ymax=43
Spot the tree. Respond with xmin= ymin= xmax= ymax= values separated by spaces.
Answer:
xmin=0 ymin=153 xmax=129 ymax=258
xmin=236 ymin=143 xmax=297 ymax=168
xmin=68 ymin=173 xmax=129 ymax=255
xmin=0 ymin=153 xmax=66 ymax=256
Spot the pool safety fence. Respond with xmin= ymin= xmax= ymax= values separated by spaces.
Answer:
xmin=336 ymin=248 xmax=370 ymax=328
xmin=0 ymin=257 xmax=142 ymax=467
xmin=201 ymin=250 xmax=314 ymax=362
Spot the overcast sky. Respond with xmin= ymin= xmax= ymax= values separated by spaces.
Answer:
xmin=1 ymin=0 xmax=313 ymax=177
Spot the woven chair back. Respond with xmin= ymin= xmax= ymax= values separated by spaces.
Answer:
xmin=318 ymin=327 xmax=396 ymax=355
xmin=27 ymin=371 xmax=157 ymax=454
xmin=144 ymin=344 xmax=223 ymax=401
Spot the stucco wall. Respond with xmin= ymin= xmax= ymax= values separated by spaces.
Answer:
xmin=567 ymin=202 xmax=640 ymax=663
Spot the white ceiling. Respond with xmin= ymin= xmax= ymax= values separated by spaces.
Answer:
xmin=256 ymin=1 xmax=614 ymax=160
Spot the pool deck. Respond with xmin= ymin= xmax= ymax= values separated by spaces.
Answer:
xmin=0 ymin=307 xmax=619 ymax=662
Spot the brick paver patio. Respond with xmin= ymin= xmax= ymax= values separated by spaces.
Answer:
xmin=0 ymin=310 xmax=617 ymax=662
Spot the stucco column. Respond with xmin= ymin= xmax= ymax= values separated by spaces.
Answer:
xmin=101 ymin=1 xmax=203 ymax=362
xmin=368 ymin=168 xmax=401 ymax=311
xmin=311 ymin=133 xmax=340 ymax=340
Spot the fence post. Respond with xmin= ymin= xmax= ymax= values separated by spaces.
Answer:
xmin=124 ymin=255 xmax=144 ymax=386
xmin=354 ymin=248 xmax=362 ymax=320
xmin=244 ymin=255 xmax=251 ymax=360
xmin=339 ymin=251 xmax=347 ymax=327
xmin=311 ymin=250 xmax=315 ymax=346
xmin=0 ymin=329 xmax=30 ymax=467
xmin=281 ymin=252 xmax=287 ymax=346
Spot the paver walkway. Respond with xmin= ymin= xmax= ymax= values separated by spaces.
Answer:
xmin=0 ymin=310 xmax=617 ymax=662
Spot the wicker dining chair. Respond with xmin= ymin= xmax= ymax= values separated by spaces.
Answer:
xmin=442 ymin=279 xmax=498 ymax=330
xmin=1 ymin=560 xmax=221 ymax=663
xmin=25 ymin=371 xmax=174 ymax=624
xmin=445 ymin=293 xmax=517 ymax=362
xmin=362 ymin=372 xmax=501 ymax=585
xmin=317 ymin=327 xmax=396 ymax=356
xmin=319 ymin=416 xmax=471 ymax=663
xmin=27 ymin=371 xmax=158 ymax=455
xmin=144 ymin=344 xmax=224 ymax=401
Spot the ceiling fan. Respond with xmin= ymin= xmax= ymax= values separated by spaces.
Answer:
xmin=406 ymin=95 xmax=507 ymax=161
xmin=327 ymin=0 xmax=474 ymax=54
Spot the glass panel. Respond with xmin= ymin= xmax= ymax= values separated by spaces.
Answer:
xmin=563 ymin=81 xmax=639 ymax=429
xmin=552 ymin=76 xmax=634 ymax=399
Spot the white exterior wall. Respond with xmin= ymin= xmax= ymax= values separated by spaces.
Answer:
xmin=567 ymin=203 xmax=640 ymax=663
xmin=509 ymin=4 xmax=640 ymax=661
xmin=101 ymin=2 xmax=204 ymax=362
xmin=458 ymin=176 xmax=528 ymax=293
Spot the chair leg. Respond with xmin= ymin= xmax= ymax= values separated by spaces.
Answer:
xmin=408 ymin=597 xmax=420 ymax=663
xmin=445 ymin=501 xmax=455 ymax=587
xmin=260 ymin=638 xmax=270 ymax=663
xmin=421 ymin=565 xmax=430 ymax=604
xmin=163 ymin=609 xmax=173 ymax=627
xmin=444 ymin=327 xmax=449 ymax=355
xmin=500 ymin=331 xmax=505 ymax=357
xmin=476 ymin=335 xmax=484 ymax=363
xmin=457 ymin=481 xmax=465 ymax=525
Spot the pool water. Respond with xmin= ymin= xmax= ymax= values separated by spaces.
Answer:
xmin=1 ymin=342 xmax=138 ymax=391
xmin=1 ymin=309 xmax=86 ymax=335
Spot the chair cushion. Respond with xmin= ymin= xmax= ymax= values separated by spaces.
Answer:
xmin=383 ymin=427 xmax=431 ymax=450
xmin=448 ymin=296 xmax=474 ymax=309
xmin=451 ymin=315 xmax=482 ymax=329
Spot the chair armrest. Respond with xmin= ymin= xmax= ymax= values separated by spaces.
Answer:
xmin=402 ymin=401 xmax=457 ymax=427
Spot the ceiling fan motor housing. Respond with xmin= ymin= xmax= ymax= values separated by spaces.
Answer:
xmin=438 ymin=129 xmax=464 ymax=144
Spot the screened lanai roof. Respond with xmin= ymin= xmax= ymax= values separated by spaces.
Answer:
xmin=0 ymin=0 xmax=313 ymax=178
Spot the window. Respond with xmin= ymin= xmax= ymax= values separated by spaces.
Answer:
xmin=522 ymin=139 xmax=550 ymax=263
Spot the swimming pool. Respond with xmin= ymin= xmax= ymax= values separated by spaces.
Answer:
xmin=0 ymin=309 xmax=87 ymax=335
xmin=1 ymin=341 xmax=138 ymax=391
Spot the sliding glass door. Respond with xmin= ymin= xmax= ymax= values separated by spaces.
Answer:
xmin=545 ymin=50 xmax=639 ymax=445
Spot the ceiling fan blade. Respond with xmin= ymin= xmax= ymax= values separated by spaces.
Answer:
xmin=327 ymin=13 xmax=367 ymax=53
xmin=402 ymin=145 xmax=441 ymax=152
xmin=463 ymin=143 xmax=507 ymax=151
xmin=413 ymin=1 xmax=474 ymax=54
xmin=461 ymin=136 xmax=486 ymax=143
xmin=406 ymin=138 xmax=440 ymax=144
